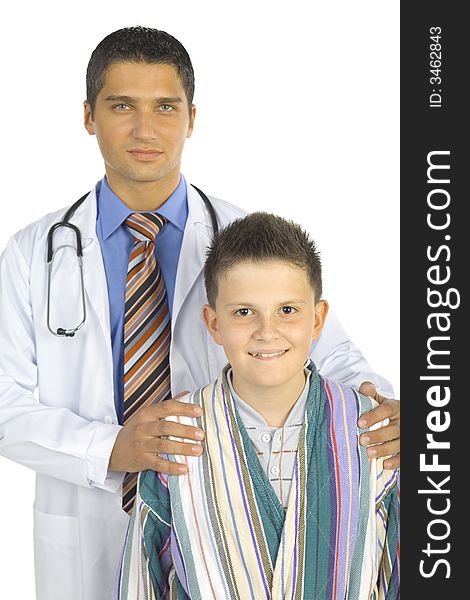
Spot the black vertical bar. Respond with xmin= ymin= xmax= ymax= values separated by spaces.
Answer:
xmin=401 ymin=3 xmax=466 ymax=597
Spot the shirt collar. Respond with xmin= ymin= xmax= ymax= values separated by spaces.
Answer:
xmin=227 ymin=362 xmax=312 ymax=429
xmin=96 ymin=175 xmax=188 ymax=240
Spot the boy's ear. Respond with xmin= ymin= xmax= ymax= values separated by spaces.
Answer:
xmin=202 ymin=304 xmax=223 ymax=346
xmin=311 ymin=300 xmax=329 ymax=341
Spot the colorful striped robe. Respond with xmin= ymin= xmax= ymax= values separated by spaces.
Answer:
xmin=117 ymin=362 xmax=399 ymax=599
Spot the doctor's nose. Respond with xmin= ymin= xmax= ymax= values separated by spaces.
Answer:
xmin=132 ymin=111 xmax=158 ymax=141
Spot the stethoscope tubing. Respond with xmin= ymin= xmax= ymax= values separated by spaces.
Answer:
xmin=46 ymin=185 xmax=218 ymax=337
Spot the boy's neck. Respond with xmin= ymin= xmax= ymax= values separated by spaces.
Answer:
xmin=231 ymin=369 xmax=307 ymax=428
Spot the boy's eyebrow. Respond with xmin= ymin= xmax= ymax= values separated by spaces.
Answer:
xmin=103 ymin=95 xmax=184 ymax=104
xmin=224 ymin=299 xmax=309 ymax=307
xmin=224 ymin=303 xmax=256 ymax=308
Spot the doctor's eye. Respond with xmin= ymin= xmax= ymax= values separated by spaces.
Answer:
xmin=234 ymin=308 xmax=254 ymax=317
xmin=159 ymin=104 xmax=175 ymax=112
xmin=113 ymin=103 xmax=132 ymax=111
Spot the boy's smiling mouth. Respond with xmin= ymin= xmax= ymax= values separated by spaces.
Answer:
xmin=248 ymin=349 xmax=289 ymax=359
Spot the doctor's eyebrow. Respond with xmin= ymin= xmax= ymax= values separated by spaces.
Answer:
xmin=104 ymin=95 xmax=184 ymax=104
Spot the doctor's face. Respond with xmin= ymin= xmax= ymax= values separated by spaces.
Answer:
xmin=84 ymin=62 xmax=195 ymax=193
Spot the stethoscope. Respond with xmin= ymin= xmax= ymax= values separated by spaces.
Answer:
xmin=46 ymin=185 xmax=219 ymax=338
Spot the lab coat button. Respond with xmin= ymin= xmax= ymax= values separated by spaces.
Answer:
xmin=261 ymin=433 xmax=271 ymax=443
xmin=270 ymin=466 xmax=280 ymax=476
xmin=104 ymin=416 xmax=113 ymax=424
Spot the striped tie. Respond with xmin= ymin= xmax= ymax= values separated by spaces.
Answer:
xmin=122 ymin=212 xmax=171 ymax=514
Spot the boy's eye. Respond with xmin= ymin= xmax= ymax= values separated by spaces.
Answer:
xmin=280 ymin=306 xmax=297 ymax=315
xmin=235 ymin=308 xmax=253 ymax=317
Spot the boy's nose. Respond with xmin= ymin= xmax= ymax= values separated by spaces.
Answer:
xmin=253 ymin=316 xmax=279 ymax=341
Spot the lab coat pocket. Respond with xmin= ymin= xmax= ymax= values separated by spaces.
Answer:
xmin=33 ymin=506 xmax=82 ymax=600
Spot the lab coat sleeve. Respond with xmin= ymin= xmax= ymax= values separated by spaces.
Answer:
xmin=0 ymin=236 xmax=123 ymax=492
xmin=310 ymin=306 xmax=395 ymax=397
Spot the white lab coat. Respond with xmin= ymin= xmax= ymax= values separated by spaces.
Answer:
xmin=0 ymin=182 xmax=392 ymax=600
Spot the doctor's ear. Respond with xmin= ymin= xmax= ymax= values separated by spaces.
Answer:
xmin=84 ymin=102 xmax=95 ymax=135
xmin=202 ymin=304 xmax=223 ymax=346
xmin=186 ymin=104 xmax=196 ymax=138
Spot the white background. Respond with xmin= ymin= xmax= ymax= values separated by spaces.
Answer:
xmin=0 ymin=1 xmax=399 ymax=596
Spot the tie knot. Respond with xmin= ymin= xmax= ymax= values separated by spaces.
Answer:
xmin=125 ymin=212 xmax=168 ymax=243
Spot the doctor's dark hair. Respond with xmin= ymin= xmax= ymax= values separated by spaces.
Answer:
xmin=204 ymin=212 xmax=323 ymax=307
xmin=86 ymin=26 xmax=195 ymax=117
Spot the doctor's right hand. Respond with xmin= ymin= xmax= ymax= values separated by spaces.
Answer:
xmin=108 ymin=392 xmax=205 ymax=476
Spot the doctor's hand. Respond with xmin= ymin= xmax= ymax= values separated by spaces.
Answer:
xmin=108 ymin=392 xmax=205 ymax=476
xmin=357 ymin=382 xmax=400 ymax=470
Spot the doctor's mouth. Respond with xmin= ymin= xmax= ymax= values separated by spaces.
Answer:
xmin=127 ymin=148 xmax=164 ymax=161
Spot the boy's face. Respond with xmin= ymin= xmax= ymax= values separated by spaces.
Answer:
xmin=84 ymin=62 xmax=195 ymax=192
xmin=203 ymin=260 xmax=328 ymax=391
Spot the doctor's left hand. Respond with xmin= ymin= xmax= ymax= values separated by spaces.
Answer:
xmin=109 ymin=392 xmax=205 ymax=476
xmin=357 ymin=382 xmax=400 ymax=470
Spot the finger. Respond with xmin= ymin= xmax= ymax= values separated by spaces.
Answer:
xmin=150 ymin=455 xmax=189 ymax=476
xmin=374 ymin=393 xmax=387 ymax=405
xmin=358 ymin=399 xmax=400 ymax=428
xmin=358 ymin=383 xmax=393 ymax=406
xmin=151 ymin=436 xmax=204 ymax=457
xmin=359 ymin=423 xmax=400 ymax=446
xmin=358 ymin=381 xmax=377 ymax=399
xmin=384 ymin=454 xmax=400 ymax=470
xmin=154 ymin=419 xmax=205 ymax=441
xmin=147 ymin=397 xmax=203 ymax=420
xmin=366 ymin=439 xmax=400 ymax=460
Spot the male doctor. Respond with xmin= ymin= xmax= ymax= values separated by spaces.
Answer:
xmin=0 ymin=27 xmax=400 ymax=600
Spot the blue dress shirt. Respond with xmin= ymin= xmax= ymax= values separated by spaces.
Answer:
xmin=95 ymin=176 xmax=188 ymax=424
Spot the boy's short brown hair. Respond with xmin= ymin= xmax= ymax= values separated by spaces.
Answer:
xmin=204 ymin=212 xmax=322 ymax=307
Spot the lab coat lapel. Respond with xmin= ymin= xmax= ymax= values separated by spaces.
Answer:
xmin=64 ymin=188 xmax=111 ymax=344
xmin=172 ymin=183 xmax=213 ymax=326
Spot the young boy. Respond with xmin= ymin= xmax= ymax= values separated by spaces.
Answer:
xmin=117 ymin=213 xmax=399 ymax=600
